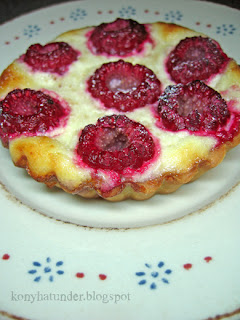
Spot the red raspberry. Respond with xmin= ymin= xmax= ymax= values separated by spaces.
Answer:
xmin=88 ymin=18 xmax=149 ymax=57
xmin=87 ymin=60 xmax=161 ymax=112
xmin=166 ymin=36 xmax=229 ymax=84
xmin=0 ymin=89 xmax=70 ymax=146
xmin=157 ymin=80 xmax=230 ymax=133
xmin=23 ymin=42 xmax=79 ymax=75
xmin=77 ymin=115 xmax=155 ymax=173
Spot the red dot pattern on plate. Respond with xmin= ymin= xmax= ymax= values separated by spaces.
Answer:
xmin=183 ymin=263 xmax=192 ymax=270
xmin=75 ymin=273 xmax=107 ymax=280
xmin=204 ymin=256 xmax=213 ymax=263
xmin=76 ymin=272 xmax=85 ymax=278
xmin=183 ymin=256 xmax=213 ymax=270
xmin=2 ymin=254 xmax=10 ymax=260
xmin=195 ymin=22 xmax=212 ymax=28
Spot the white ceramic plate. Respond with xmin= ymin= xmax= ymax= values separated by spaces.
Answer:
xmin=0 ymin=0 xmax=240 ymax=319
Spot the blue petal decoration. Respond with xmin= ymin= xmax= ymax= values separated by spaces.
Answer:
xmin=165 ymin=269 xmax=172 ymax=274
xmin=162 ymin=278 xmax=169 ymax=284
xmin=28 ymin=269 xmax=37 ymax=274
xmin=151 ymin=271 xmax=159 ymax=278
xmin=34 ymin=276 xmax=41 ymax=282
xmin=56 ymin=270 xmax=64 ymax=275
xmin=33 ymin=262 xmax=41 ymax=267
xmin=44 ymin=267 xmax=51 ymax=273
xmin=150 ymin=282 xmax=157 ymax=290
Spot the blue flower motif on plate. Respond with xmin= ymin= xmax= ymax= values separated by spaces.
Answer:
xmin=136 ymin=261 xmax=172 ymax=290
xmin=28 ymin=257 xmax=64 ymax=282
xmin=70 ymin=8 xmax=87 ymax=21
xmin=164 ymin=10 xmax=183 ymax=23
xmin=23 ymin=25 xmax=41 ymax=38
xmin=216 ymin=24 xmax=236 ymax=36
xmin=118 ymin=6 xmax=136 ymax=18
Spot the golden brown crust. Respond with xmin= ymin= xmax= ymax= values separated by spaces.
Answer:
xmin=9 ymin=135 xmax=228 ymax=201
xmin=1 ymin=21 xmax=240 ymax=201
xmin=0 ymin=62 xmax=37 ymax=98
xmin=155 ymin=21 xmax=201 ymax=42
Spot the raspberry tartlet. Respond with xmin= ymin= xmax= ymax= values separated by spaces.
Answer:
xmin=0 ymin=19 xmax=240 ymax=201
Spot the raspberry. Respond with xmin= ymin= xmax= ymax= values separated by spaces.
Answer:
xmin=166 ymin=36 xmax=229 ymax=84
xmin=23 ymin=42 xmax=79 ymax=75
xmin=157 ymin=80 xmax=230 ymax=133
xmin=88 ymin=18 xmax=148 ymax=56
xmin=77 ymin=115 xmax=155 ymax=173
xmin=0 ymin=88 xmax=69 ymax=146
xmin=87 ymin=60 xmax=161 ymax=112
